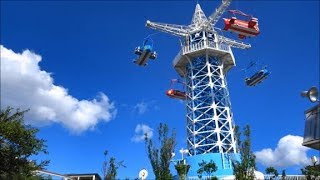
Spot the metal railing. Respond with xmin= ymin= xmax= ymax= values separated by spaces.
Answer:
xmin=182 ymin=40 xmax=230 ymax=55
xmin=188 ymin=175 xmax=310 ymax=180
xmin=264 ymin=175 xmax=311 ymax=180
xmin=173 ymin=40 xmax=231 ymax=67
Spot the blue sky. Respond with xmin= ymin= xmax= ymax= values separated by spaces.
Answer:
xmin=1 ymin=0 xmax=319 ymax=179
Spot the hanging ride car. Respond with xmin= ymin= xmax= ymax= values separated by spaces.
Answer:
xmin=245 ymin=66 xmax=270 ymax=86
xmin=133 ymin=37 xmax=157 ymax=66
xmin=166 ymin=79 xmax=186 ymax=100
xmin=223 ymin=10 xmax=260 ymax=39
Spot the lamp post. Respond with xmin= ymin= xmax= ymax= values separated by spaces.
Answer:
xmin=172 ymin=148 xmax=191 ymax=180
xmin=179 ymin=148 xmax=189 ymax=162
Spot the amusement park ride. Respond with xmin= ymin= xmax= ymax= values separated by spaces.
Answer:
xmin=135 ymin=0 xmax=269 ymax=178
xmin=166 ymin=79 xmax=187 ymax=100
xmin=134 ymin=37 xmax=157 ymax=66
xmin=243 ymin=61 xmax=271 ymax=86
xmin=245 ymin=67 xmax=270 ymax=86
xmin=223 ymin=10 xmax=260 ymax=39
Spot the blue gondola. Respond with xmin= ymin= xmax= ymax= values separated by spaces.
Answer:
xmin=133 ymin=37 xmax=157 ymax=66
xmin=243 ymin=62 xmax=271 ymax=86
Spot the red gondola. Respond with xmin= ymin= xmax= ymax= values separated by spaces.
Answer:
xmin=166 ymin=89 xmax=186 ymax=100
xmin=223 ymin=10 xmax=260 ymax=39
xmin=166 ymin=79 xmax=186 ymax=100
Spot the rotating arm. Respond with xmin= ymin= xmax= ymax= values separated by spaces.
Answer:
xmin=146 ymin=20 xmax=189 ymax=37
xmin=218 ymin=36 xmax=251 ymax=49
xmin=206 ymin=0 xmax=232 ymax=27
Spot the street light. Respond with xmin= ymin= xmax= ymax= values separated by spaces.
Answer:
xmin=301 ymin=86 xmax=320 ymax=150
xmin=311 ymin=156 xmax=318 ymax=166
xmin=301 ymin=86 xmax=319 ymax=103
xmin=179 ymin=148 xmax=189 ymax=160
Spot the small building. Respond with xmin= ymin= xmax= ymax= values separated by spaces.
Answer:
xmin=34 ymin=170 xmax=102 ymax=180
xmin=302 ymin=104 xmax=320 ymax=150
xmin=66 ymin=173 xmax=102 ymax=180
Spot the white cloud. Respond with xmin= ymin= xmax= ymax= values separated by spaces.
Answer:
xmin=134 ymin=102 xmax=148 ymax=115
xmin=0 ymin=45 xmax=116 ymax=134
xmin=133 ymin=100 xmax=159 ymax=115
xmin=255 ymin=135 xmax=310 ymax=167
xmin=131 ymin=124 xmax=153 ymax=143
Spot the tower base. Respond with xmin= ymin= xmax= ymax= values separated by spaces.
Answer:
xmin=186 ymin=153 xmax=240 ymax=179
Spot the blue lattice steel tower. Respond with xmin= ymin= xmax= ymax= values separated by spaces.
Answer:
xmin=146 ymin=0 xmax=252 ymax=178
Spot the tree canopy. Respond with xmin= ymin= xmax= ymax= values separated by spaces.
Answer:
xmin=197 ymin=160 xmax=218 ymax=179
xmin=265 ymin=166 xmax=279 ymax=179
xmin=232 ymin=125 xmax=256 ymax=180
xmin=301 ymin=164 xmax=320 ymax=180
xmin=145 ymin=123 xmax=176 ymax=179
xmin=102 ymin=150 xmax=126 ymax=180
xmin=175 ymin=163 xmax=190 ymax=180
xmin=0 ymin=107 xmax=49 ymax=179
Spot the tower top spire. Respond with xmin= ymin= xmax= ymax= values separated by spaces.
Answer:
xmin=191 ymin=3 xmax=208 ymax=28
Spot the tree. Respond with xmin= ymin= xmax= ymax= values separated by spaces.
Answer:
xmin=232 ymin=125 xmax=256 ymax=180
xmin=102 ymin=150 xmax=126 ymax=180
xmin=0 ymin=107 xmax=49 ymax=179
xmin=301 ymin=164 xmax=320 ymax=180
xmin=265 ymin=167 xmax=279 ymax=180
xmin=175 ymin=163 xmax=190 ymax=180
xmin=197 ymin=160 xmax=218 ymax=180
xmin=145 ymin=123 xmax=176 ymax=179
xmin=281 ymin=169 xmax=286 ymax=180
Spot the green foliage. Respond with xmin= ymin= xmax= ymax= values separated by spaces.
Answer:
xmin=265 ymin=167 xmax=279 ymax=179
xmin=0 ymin=107 xmax=49 ymax=179
xmin=102 ymin=150 xmax=126 ymax=180
xmin=175 ymin=163 xmax=190 ymax=180
xmin=281 ymin=169 xmax=286 ymax=180
xmin=232 ymin=125 xmax=256 ymax=180
xmin=197 ymin=160 xmax=218 ymax=179
xmin=145 ymin=123 xmax=176 ymax=180
xmin=265 ymin=167 xmax=276 ymax=174
xmin=209 ymin=177 xmax=218 ymax=180
xmin=301 ymin=164 xmax=320 ymax=180
xmin=26 ymin=174 xmax=53 ymax=180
